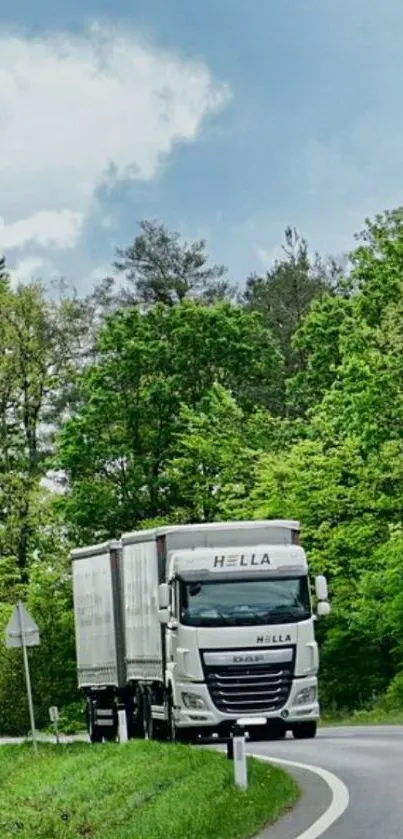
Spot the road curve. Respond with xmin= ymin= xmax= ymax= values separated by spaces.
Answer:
xmin=250 ymin=725 xmax=403 ymax=839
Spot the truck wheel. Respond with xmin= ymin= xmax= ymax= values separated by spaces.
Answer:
xmin=292 ymin=721 xmax=317 ymax=739
xmin=249 ymin=723 xmax=286 ymax=741
xmin=167 ymin=695 xmax=182 ymax=743
xmin=166 ymin=699 xmax=190 ymax=743
xmin=264 ymin=725 xmax=286 ymax=741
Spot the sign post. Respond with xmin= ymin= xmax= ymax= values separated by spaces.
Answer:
xmin=5 ymin=601 xmax=40 ymax=754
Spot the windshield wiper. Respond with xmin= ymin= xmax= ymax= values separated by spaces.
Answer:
xmin=263 ymin=606 xmax=310 ymax=622
xmin=186 ymin=609 xmax=233 ymax=626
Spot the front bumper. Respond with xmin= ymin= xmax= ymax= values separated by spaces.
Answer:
xmin=173 ymin=676 xmax=319 ymax=729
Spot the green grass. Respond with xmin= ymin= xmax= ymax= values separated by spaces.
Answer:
xmin=321 ymin=708 xmax=403 ymax=726
xmin=0 ymin=741 xmax=299 ymax=839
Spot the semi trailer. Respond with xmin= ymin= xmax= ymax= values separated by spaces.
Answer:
xmin=71 ymin=519 xmax=330 ymax=743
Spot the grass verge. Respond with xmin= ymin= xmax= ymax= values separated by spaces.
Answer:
xmin=0 ymin=741 xmax=299 ymax=839
xmin=321 ymin=709 xmax=403 ymax=726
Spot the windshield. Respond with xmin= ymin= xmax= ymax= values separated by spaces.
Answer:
xmin=180 ymin=577 xmax=310 ymax=627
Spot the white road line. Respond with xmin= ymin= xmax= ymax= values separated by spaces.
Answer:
xmin=251 ymin=753 xmax=349 ymax=839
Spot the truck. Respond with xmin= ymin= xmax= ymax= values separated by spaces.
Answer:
xmin=71 ymin=519 xmax=330 ymax=744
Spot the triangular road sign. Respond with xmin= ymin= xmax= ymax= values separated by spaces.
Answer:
xmin=5 ymin=601 xmax=40 ymax=648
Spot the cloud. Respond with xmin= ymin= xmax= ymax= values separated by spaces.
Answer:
xmin=11 ymin=255 xmax=59 ymax=285
xmin=0 ymin=210 xmax=84 ymax=250
xmin=0 ymin=24 xmax=230 ymax=252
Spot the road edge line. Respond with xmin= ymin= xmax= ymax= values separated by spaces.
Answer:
xmin=251 ymin=753 xmax=349 ymax=839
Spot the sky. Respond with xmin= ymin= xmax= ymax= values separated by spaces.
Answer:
xmin=1 ymin=0 xmax=403 ymax=293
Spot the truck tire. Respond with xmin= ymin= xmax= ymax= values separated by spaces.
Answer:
xmin=264 ymin=726 xmax=286 ymax=741
xmin=166 ymin=695 xmax=189 ymax=743
xmin=249 ymin=723 xmax=286 ymax=742
xmin=167 ymin=695 xmax=183 ymax=742
xmin=292 ymin=721 xmax=317 ymax=739
xmin=167 ymin=695 xmax=177 ymax=742
xmin=272 ymin=726 xmax=287 ymax=740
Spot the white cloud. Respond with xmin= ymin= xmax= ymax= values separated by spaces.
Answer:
xmin=10 ymin=255 xmax=61 ymax=286
xmin=0 ymin=25 xmax=230 ymax=252
xmin=11 ymin=257 xmax=49 ymax=283
xmin=0 ymin=210 xmax=84 ymax=250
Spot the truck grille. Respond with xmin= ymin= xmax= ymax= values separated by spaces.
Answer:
xmin=204 ymin=660 xmax=294 ymax=715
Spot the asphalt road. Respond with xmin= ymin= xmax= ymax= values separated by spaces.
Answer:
xmin=1 ymin=726 xmax=403 ymax=838
xmin=249 ymin=725 xmax=403 ymax=839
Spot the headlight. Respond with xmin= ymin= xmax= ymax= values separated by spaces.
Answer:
xmin=181 ymin=692 xmax=206 ymax=710
xmin=294 ymin=686 xmax=317 ymax=705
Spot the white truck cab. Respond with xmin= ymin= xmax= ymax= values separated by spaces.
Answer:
xmin=158 ymin=539 xmax=329 ymax=740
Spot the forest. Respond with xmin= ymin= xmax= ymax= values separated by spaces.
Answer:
xmin=1 ymin=209 xmax=403 ymax=734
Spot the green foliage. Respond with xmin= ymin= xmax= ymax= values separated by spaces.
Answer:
xmin=0 ymin=546 xmax=79 ymax=736
xmin=0 ymin=278 xmax=91 ymax=579
xmin=382 ymin=673 xmax=403 ymax=711
xmin=242 ymin=227 xmax=341 ymax=381
xmin=288 ymin=294 xmax=353 ymax=415
xmin=351 ymin=207 xmax=403 ymax=325
xmin=164 ymin=384 xmax=267 ymax=522
xmin=57 ymin=301 xmax=284 ymax=541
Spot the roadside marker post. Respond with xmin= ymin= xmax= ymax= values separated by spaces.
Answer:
xmin=49 ymin=706 xmax=60 ymax=744
xmin=232 ymin=724 xmax=247 ymax=789
xmin=118 ymin=706 xmax=128 ymax=742
xmin=227 ymin=716 xmax=266 ymax=790
xmin=5 ymin=601 xmax=40 ymax=754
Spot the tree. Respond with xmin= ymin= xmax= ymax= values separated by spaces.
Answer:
xmin=350 ymin=207 xmax=403 ymax=326
xmin=163 ymin=385 xmax=263 ymax=522
xmin=0 ymin=281 xmax=92 ymax=580
xmin=0 ymin=255 xmax=10 ymax=294
xmin=222 ymin=432 xmax=400 ymax=709
xmin=56 ymin=301 xmax=284 ymax=541
xmin=242 ymin=227 xmax=339 ymax=380
xmin=0 ymin=493 xmax=79 ymax=735
xmin=114 ymin=219 xmax=234 ymax=306
xmin=287 ymin=294 xmax=353 ymax=416
xmin=223 ymin=208 xmax=403 ymax=710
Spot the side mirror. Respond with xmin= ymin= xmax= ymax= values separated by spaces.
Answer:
xmin=158 ymin=583 xmax=170 ymax=610
xmin=158 ymin=608 xmax=170 ymax=625
xmin=317 ymin=601 xmax=331 ymax=618
xmin=315 ymin=575 xmax=328 ymax=602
